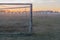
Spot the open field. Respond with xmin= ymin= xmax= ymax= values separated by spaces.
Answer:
xmin=0 ymin=12 xmax=60 ymax=40
xmin=33 ymin=13 xmax=60 ymax=33
xmin=0 ymin=12 xmax=30 ymax=32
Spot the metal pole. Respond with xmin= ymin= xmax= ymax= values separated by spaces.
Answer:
xmin=29 ymin=4 xmax=33 ymax=33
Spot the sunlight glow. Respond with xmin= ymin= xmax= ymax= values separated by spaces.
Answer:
xmin=0 ymin=0 xmax=60 ymax=12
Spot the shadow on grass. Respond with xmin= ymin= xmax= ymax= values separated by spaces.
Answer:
xmin=0 ymin=32 xmax=60 ymax=40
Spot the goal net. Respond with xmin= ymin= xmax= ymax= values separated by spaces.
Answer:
xmin=0 ymin=3 xmax=32 ymax=33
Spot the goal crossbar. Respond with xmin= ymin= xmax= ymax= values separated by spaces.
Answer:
xmin=0 ymin=3 xmax=32 ymax=5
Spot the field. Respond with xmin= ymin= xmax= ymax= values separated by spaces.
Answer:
xmin=0 ymin=12 xmax=60 ymax=40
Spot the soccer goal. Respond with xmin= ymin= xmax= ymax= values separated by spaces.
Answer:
xmin=0 ymin=3 xmax=33 ymax=34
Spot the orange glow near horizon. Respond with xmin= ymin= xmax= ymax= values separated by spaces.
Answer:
xmin=33 ymin=6 xmax=60 ymax=12
xmin=0 ymin=5 xmax=60 ymax=12
xmin=0 ymin=5 xmax=30 ymax=13
xmin=0 ymin=8 xmax=30 ymax=13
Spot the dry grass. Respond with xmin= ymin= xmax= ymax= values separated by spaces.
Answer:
xmin=0 ymin=13 xmax=60 ymax=40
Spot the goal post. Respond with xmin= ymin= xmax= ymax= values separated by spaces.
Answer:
xmin=0 ymin=3 xmax=33 ymax=33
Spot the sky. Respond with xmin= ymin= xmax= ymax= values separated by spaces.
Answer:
xmin=0 ymin=0 xmax=60 ymax=11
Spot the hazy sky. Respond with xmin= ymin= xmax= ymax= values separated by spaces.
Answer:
xmin=0 ymin=0 xmax=60 ymax=11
